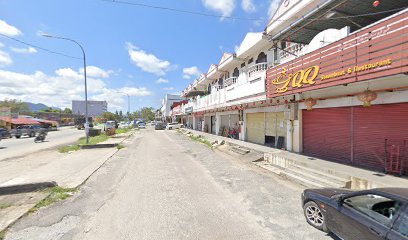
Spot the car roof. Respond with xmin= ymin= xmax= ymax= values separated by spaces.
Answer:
xmin=373 ymin=188 xmax=408 ymax=199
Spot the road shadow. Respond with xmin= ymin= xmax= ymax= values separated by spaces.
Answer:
xmin=0 ymin=146 xmax=7 ymax=149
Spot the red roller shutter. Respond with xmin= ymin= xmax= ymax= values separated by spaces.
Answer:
xmin=303 ymin=107 xmax=352 ymax=164
xmin=353 ymin=103 xmax=408 ymax=173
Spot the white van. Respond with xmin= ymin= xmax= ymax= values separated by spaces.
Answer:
xmin=166 ymin=122 xmax=182 ymax=130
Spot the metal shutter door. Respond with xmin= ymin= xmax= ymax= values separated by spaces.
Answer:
xmin=303 ymin=107 xmax=352 ymax=164
xmin=247 ymin=112 xmax=265 ymax=145
xmin=354 ymin=103 xmax=408 ymax=173
xmin=265 ymin=112 xmax=277 ymax=136
xmin=230 ymin=114 xmax=239 ymax=128
xmin=220 ymin=115 xmax=229 ymax=128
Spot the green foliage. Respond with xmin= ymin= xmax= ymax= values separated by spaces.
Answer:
xmin=115 ymin=127 xmax=132 ymax=134
xmin=29 ymin=187 xmax=78 ymax=213
xmin=40 ymin=107 xmax=60 ymax=113
xmin=58 ymin=144 xmax=81 ymax=153
xmin=79 ymin=134 xmax=109 ymax=145
xmin=0 ymin=99 xmax=29 ymax=113
xmin=188 ymin=135 xmax=213 ymax=149
xmin=62 ymin=108 xmax=72 ymax=114
xmin=116 ymin=144 xmax=125 ymax=149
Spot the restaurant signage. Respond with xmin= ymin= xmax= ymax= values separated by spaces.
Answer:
xmin=266 ymin=11 xmax=408 ymax=98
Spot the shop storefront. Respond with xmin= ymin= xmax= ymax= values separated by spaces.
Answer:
xmin=303 ymin=103 xmax=408 ymax=174
xmin=218 ymin=112 xmax=240 ymax=139
xmin=266 ymin=10 xmax=408 ymax=175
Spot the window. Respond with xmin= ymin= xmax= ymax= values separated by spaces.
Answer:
xmin=256 ymin=52 xmax=267 ymax=64
xmin=233 ymin=67 xmax=239 ymax=78
xmin=343 ymin=194 xmax=402 ymax=226
xmin=394 ymin=211 xmax=408 ymax=237
xmin=241 ymin=62 xmax=245 ymax=68
xmin=248 ymin=58 xmax=253 ymax=64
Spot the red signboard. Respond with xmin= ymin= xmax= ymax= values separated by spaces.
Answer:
xmin=266 ymin=10 xmax=408 ymax=98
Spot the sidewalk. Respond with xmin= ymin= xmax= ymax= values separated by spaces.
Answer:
xmin=180 ymin=129 xmax=408 ymax=189
xmin=0 ymin=131 xmax=135 ymax=232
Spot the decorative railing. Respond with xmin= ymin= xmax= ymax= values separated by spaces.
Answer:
xmin=224 ymin=77 xmax=237 ymax=87
xmin=279 ymin=43 xmax=305 ymax=61
xmin=248 ymin=63 xmax=268 ymax=77
xmin=213 ymin=85 xmax=223 ymax=91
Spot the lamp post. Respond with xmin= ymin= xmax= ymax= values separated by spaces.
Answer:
xmin=42 ymin=34 xmax=90 ymax=144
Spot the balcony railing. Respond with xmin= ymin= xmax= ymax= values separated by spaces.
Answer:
xmin=213 ymin=85 xmax=223 ymax=91
xmin=279 ymin=43 xmax=305 ymax=62
xmin=224 ymin=77 xmax=237 ymax=87
xmin=248 ymin=63 xmax=268 ymax=78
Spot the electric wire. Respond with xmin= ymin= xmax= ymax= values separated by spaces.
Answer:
xmin=0 ymin=33 xmax=82 ymax=60
xmin=99 ymin=0 xmax=407 ymax=22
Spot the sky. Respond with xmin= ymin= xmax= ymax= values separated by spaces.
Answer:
xmin=0 ymin=0 xmax=280 ymax=112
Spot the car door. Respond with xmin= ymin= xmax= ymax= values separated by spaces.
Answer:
xmin=387 ymin=204 xmax=408 ymax=240
xmin=327 ymin=192 xmax=402 ymax=240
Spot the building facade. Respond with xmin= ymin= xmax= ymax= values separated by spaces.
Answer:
xmin=159 ymin=94 xmax=185 ymax=122
xmin=176 ymin=0 xmax=408 ymax=175
xmin=72 ymin=100 xmax=108 ymax=118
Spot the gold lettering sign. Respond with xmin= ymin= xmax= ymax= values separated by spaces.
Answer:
xmin=271 ymin=58 xmax=392 ymax=93
xmin=271 ymin=66 xmax=320 ymax=93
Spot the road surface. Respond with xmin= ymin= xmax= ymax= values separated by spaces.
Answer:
xmin=5 ymin=129 xmax=333 ymax=240
xmin=0 ymin=127 xmax=85 ymax=161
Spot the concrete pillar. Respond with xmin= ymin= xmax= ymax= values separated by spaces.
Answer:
xmin=292 ymin=109 xmax=302 ymax=153
xmin=192 ymin=115 xmax=196 ymax=130
xmin=240 ymin=112 xmax=246 ymax=141
xmin=286 ymin=120 xmax=293 ymax=152
xmin=215 ymin=112 xmax=221 ymax=135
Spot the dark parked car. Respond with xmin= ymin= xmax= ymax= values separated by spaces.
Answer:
xmin=11 ymin=125 xmax=42 ymax=138
xmin=154 ymin=122 xmax=166 ymax=130
xmin=0 ymin=128 xmax=11 ymax=139
xmin=302 ymin=188 xmax=408 ymax=240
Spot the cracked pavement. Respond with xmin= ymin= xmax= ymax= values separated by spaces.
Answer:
xmin=5 ymin=128 xmax=332 ymax=240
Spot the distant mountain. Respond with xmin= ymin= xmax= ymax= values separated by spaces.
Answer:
xmin=25 ymin=102 xmax=61 ymax=112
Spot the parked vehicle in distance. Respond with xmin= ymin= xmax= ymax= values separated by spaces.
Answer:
xmin=0 ymin=128 xmax=11 ymax=139
xmin=166 ymin=122 xmax=182 ymax=130
xmin=105 ymin=121 xmax=116 ymax=130
xmin=11 ymin=125 xmax=42 ymax=138
xmin=302 ymin=188 xmax=408 ymax=240
xmin=154 ymin=122 xmax=166 ymax=130
xmin=138 ymin=122 xmax=146 ymax=129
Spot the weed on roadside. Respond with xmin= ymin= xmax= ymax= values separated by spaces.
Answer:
xmin=0 ymin=230 xmax=5 ymax=240
xmin=188 ymin=135 xmax=213 ymax=149
xmin=29 ymin=186 xmax=78 ymax=213
xmin=0 ymin=203 xmax=12 ymax=210
xmin=116 ymin=144 xmax=125 ymax=150
xmin=58 ymin=134 xmax=110 ymax=153
xmin=115 ymin=127 xmax=133 ymax=134
xmin=58 ymin=144 xmax=81 ymax=153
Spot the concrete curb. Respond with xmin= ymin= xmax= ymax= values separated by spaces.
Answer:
xmin=80 ymin=143 xmax=118 ymax=149
xmin=0 ymin=181 xmax=57 ymax=195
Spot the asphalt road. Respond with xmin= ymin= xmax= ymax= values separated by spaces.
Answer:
xmin=5 ymin=128 xmax=333 ymax=240
xmin=0 ymin=127 xmax=85 ymax=161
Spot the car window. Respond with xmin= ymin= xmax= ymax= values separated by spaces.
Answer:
xmin=343 ymin=194 xmax=402 ymax=226
xmin=393 ymin=209 xmax=408 ymax=237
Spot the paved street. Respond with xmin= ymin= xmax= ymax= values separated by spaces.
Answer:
xmin=5 ymin=128 xmax=332 ymax=240
xmin=0 ymin=127 xmax=84 ymax=161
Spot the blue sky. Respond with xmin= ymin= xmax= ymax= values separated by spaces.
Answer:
xmin=0 ymin=0 xmax=279 ymax=112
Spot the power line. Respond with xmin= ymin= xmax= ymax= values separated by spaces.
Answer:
xmin=0 ymin=33 xmax=82 ymax=60
xmin=99 ymin=0 xmax=406 ymax=22
xmin=99 ymin=0 xmax=264 ymax=21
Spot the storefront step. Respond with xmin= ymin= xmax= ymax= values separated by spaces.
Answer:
xmin=284 ymin=167 xmax=345 ymax=188
xmin=287 ymin=163 xmax=351 ymax=187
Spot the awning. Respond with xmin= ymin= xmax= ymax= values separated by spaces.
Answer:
xmin=270 ymin=0 xmax=408 ymax=44
xmin=0 ymin=116 xmax=40 ymax=125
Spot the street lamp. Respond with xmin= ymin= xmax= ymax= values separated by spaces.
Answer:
xmin=42 ymin=33 xmax=90 ymax=144
xmin=116 ymin=91 xmax=130 ymax=116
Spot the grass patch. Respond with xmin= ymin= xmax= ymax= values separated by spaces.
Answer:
xmin=79 ymin=134 xmax=109 ymax=145
xmin=115 ymin=127 xmax=133 ymax=134
xmin=0 ymin=203 xmax=12 ymax=210
xmin=29 ymin=186 xmax=78 ymax=213
xmin=116 ymin=144 xmax=125 ymax=150
xmin=0 ymin=230 xmax=5 ymax=240
xmin=58 ymin=134 xmax=109 ymax=153
xmin=189 ymin=135 xmax=213 ymax=149
xmin=58 ymin=144 xmax=80 ymax=153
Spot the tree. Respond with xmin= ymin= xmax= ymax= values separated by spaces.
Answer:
xmin=0 ymin=99 xmax=30 ymax=113
xmin=99 ymin=112 xmax=119 ymax=121
xmin=63 ymin=108 xmax=72 ymax=114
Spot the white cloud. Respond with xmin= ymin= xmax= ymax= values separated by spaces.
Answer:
xmin=79 ymin=66 xmax=112 ymax=78
xmin=0 ymin=50 xmax=12 ymax=67
xmin=10 ymin=46 xmax=37 ymax=54
xmin=0 ymin=20 xmax=22 ymax=37
xmin=156 ymin=78 xmax=169 ymax=84
xmin=0 ymin=42 xmax=4 ymax=48
xmin=126 ymin=42 xmax=171 ymax=76
xmin=202 ymin=0 xmax=236 ymax=18
xmin=182 ymin=66 xmax=201 ymax=79
xmin=241 ymin=0 xmax=255 ymax=12
xmin=268 ymin=0 xmax=280 ymax=19
xmin=162 ymin=87 xmax=174 ymax=91
xmin=0 ymin=67 xmax=152 ymax=110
